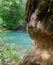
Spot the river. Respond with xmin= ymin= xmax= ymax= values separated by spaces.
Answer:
xmin=0 ymin=32 xmax=32 ymax=54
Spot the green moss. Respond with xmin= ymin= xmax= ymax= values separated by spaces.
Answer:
xmin=25 ymin=0 xmax=53 ymax=21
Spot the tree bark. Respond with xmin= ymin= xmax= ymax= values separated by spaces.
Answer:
xmin=20 ymin=0 xmax=53 ymax=65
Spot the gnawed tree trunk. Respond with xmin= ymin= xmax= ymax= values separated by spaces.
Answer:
xmin=20 ymin=0 xmax=53 ymax=65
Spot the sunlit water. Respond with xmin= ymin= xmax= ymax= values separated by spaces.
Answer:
xmin=0 ymin=32 xmax=32 ymax=55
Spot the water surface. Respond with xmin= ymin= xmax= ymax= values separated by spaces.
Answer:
xmin=0 ymin=32 xmax=32 ymax=52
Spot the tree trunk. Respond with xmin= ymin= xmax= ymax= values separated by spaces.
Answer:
xmin=20 ymin=0 xmax=53 ymax=65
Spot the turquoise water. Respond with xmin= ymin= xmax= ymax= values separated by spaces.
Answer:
xmin=1 ymin=32 xmax=32 ymax=51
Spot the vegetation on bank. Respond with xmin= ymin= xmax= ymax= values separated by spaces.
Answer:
xmin=0 ymin=33 xmax=29 ymax=65
xmin=0 ymin=0 xmax=27 ymax=31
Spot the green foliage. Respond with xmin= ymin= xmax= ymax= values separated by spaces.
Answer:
xmin=0 ymin=0 xmax=26 ymax=30
xmin=0 ymin=37 xmax=21 ymax=65
xmin=0 ymin=32 xmax=28 ymax=65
